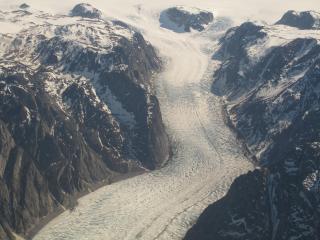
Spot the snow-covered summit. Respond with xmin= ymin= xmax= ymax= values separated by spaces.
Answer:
xmin=276 ymin=10 xmax=320 ymax=29
xmin=160 ymin=6 xmax=213 ymax=33
xmin=70 ymin=3 xmax=102 ymax=19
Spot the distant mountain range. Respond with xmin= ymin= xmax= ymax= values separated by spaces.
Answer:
xmin=160 ymin=6 xmax=214 ymax=33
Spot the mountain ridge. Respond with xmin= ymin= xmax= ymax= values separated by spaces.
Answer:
xmin=0 ymin=4 xmax=169 ymax=239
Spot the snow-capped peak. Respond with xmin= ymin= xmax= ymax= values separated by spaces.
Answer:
xmin=70 ymin=3 xmax=102 ymax=19
xmin=276 ymin=10 xmax=320 ymax=29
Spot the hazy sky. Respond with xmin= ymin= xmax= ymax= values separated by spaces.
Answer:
xmin=0 ymin=0 xmax=319 ymax=24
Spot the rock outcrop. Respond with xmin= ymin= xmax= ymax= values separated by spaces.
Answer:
xmin=185 ymin=170 xmax=270 ymax=240
xmin=70 ymin=3 xmax=102 ymax=19
xmin=160 ymin=6 xmax=213 ymax=33
xmin=19 ymin=3 xmax=30 ymax=9
xmin=276 ymin=10 xmax=320 ymax=29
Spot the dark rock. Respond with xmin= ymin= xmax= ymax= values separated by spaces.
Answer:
xmin=0 ymin=12 xmax=169 ymax=239
xmin=276 ymin=10 xmax=320 ymax=29
xmin=185 ymin=170 xmax=271 ymax=240
xmin=212 ymin=22 xmax=266 ymax=99
xmin=70 ymin=3 xmax=102 ymax=19
xmin=160 ymin=6 xmax=213 ymax=33
xmin=19 ymin=3 xmax=30 ymax=9
xmin=186 ymin=168 xmax=320 ymax=240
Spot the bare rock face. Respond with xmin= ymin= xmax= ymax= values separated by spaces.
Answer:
xmin=276 ymin=10 xmax=320 ymax=29
xmin=0 ymin=6 xmax=169 ymax=239
xmin=70 ymin=3 xmax=102 ymax=19
xmin=160 ymin=6 xmax=214 ymax=33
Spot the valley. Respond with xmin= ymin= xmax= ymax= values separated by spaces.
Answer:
xmin=32 ymin=3 xmax=253 ymax=240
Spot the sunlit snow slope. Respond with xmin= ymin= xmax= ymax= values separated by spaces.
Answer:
xmin=29 ymin=2 xmax=253 ymax=239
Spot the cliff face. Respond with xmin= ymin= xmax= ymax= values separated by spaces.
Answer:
xmin=0 ymin=5 xmax=169 ymax=239
xmin=186 ymin=17 xmax=320 ymax=240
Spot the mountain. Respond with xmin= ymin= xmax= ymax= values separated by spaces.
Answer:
xmin=70 ymin=3 xmax=102 ymax=19
xmin=0 ymin=4 xmax=169 ymax=239
xmin=186 ymin=17 xmax=320 ymax=240
xmin=159 ymin=6 xmax=214 ymax=33
xmin=19 ymin=3 xmax=30 ymax=10
xmin=276 ymin=10 xmax=320 ymax=29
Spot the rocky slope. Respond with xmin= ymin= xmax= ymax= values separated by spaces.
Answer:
xmin=186 ymin=13 xmax=320 ymax=240
xmin=0 ymin=4 xmax=169 ymax=239
xmin=159 ymin=6 xmax=213 ymax=33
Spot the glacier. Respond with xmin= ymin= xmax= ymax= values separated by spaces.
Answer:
xmin=0 ymin=0 xmax=317 ymax=239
